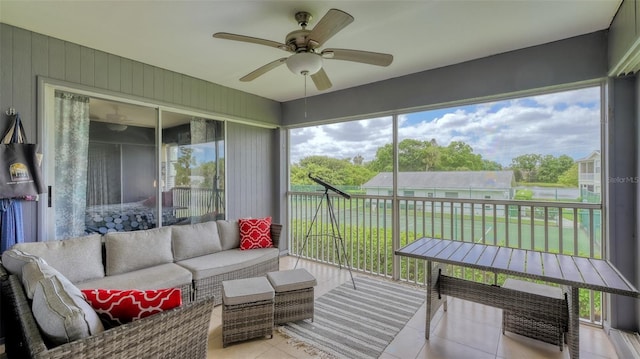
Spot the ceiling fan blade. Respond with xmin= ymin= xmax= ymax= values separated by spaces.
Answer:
xmin=308 ymin=9 xmax=354 ymax=47
xmin=240 ymin=58 xmax=287 ymax=82
xmin=322 ymin=48 xmax=393 ymax=67
xmin=213 ymin=32 xmax=289 ymax=51
xmin=310 ymin=68 xmax=332 ymax=91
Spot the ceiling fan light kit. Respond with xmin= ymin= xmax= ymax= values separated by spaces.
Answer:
xmin=286 ymin=52 xmax=323 ymax=76
xmin=213 ymin=8 xmax=393 ymax=91
xmin=106 ymin=123 xmax=128 ymax=132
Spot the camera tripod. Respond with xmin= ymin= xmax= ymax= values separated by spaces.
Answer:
xmin=295 ymin=174 xmax=356 ymax=290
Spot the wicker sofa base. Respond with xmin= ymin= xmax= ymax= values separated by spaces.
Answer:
xmin=274 ymin=287 xmax=315 ymax=325
xmin=193 ymin=223 xmax=282 ymax=305
xmin=222 ymin=299 xmax=274 ymax=347
xmin=193 ymin=257 xmax=280 ymax=304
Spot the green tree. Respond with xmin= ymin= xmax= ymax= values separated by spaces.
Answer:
xmin=538 ymin=154 xmax=574 ymax=183
xmin=511 ymin=154 xmax=541 ymax=182
xmin=558 ymin=163 xmax=579 ymax=187
xmin=482 ymin=159 xmax=503 ymax=171
xmin=368 ymin=139 xmax=493 ymax=172
xmin=198 ymin=161 xmax=217 ymax=189
xmin=367 ymin=143 xmax=393 ymax=172
xmin=438 ymin=141 xmax=483 ymax=170
xmin=174 ymin=147 xmax=195 ymax=186
xmin=291 ymin=155 xmax=375 ymax=186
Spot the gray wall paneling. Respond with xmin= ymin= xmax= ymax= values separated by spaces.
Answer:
xmin=226 ymin=122 xmax=276 ymax=220
xmin=282 ymin=31 xmax=608 ymax=125
xmin=0 ymin=23 xmax=282 ymax=244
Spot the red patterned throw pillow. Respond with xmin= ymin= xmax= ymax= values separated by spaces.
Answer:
xmin=81 ymin=288 xmax=181 ymax=325
xmin=239 ymin=217 xmax=273 ymax=250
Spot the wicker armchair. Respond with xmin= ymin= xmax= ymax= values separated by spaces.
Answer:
xmin=2 ymin=274 xmax=214 ymax=359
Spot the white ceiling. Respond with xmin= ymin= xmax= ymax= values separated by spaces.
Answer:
xmin=0 ymin=0 xmax=622 ymax=103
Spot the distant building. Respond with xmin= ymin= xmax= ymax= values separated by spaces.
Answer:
xmin=362 ymin=171 xmax=516 ymax=200
xmin=576 ymin=151 xmax=601 ymax=202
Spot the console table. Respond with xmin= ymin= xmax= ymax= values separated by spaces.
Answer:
xmin=395 ymin=237 xmax=640 ymax=359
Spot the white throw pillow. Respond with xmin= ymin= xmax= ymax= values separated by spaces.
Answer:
xmin=21 ymin=260 xmax=67 ymax=300
xmin=1 ymin=249 xmax=46 ymax=282
xmin=31 ymin=274 xmax=104 ymax=345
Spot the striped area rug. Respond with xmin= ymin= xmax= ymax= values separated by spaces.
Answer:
xmin=279 ymin=276 xmax=426 ymax=359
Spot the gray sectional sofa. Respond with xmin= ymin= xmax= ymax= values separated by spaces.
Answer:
xmin=0 ymin=219 xmax=282 ymax=358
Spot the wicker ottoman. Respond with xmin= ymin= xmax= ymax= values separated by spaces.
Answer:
xmin=502 ymin=278 xmax=568 ymax=351
xmin=267 ymin=268 xmax=317 ymax=325
xmin=222 ymin=277 xmax=275 ymax=347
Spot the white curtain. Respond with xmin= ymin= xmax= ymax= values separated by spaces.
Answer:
xmin=54 ymin=91 xmax=90 ymax=239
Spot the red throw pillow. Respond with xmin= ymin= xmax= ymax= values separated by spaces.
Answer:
xmin=239 ymin=217 xmax=273 ymax=250
xmin=81 ymin=288 xmax=182 ymax=325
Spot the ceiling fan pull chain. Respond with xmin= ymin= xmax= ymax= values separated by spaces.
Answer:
xmin=304 ymin=72 xmax=308 ymax=118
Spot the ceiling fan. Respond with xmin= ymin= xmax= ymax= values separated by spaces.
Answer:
xmin=213 ymin=8 xmax=393 ymax=91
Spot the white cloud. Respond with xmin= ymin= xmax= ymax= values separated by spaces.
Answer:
xmin=290 ymin=87 xmax=601 ymax=166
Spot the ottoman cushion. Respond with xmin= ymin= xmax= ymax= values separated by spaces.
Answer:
xmin=267 ymin=269 xmax=317 ymax=292
xmin=222 ymin=277 xmax=274 ymax=306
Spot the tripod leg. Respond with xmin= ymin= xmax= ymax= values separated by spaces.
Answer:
xmin=327 ymin=194 xmax=357 ymax=290
xmin=295 ymin=190 xmax=327 ymax=269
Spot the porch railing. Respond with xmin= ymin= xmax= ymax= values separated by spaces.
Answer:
xmin=288 ymin=191 xmax=603 ymax=324
xmin=172 ymin=187 xmax=223 ymax=218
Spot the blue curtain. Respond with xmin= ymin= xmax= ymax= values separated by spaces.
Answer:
xmin=0 ymin=199 xmax=23 ymax=252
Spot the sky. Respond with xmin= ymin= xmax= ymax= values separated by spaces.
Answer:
xmin=289 ymin=86 xmax=601 ymax=167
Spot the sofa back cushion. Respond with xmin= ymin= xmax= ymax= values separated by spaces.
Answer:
xmin=216 ymin=220 xmax=240 ymax=250
xmin=23 ymin=261 xmax=104 ymax=345
xmin=171 ymin=221 xmax=222 ymax=261
xmin=104 ymin=227 xmax=173 ymax=276
xmin=1 ymin=249 xmax=47 ymax=282
xmin=12 ymin=234 xmax=104 ymax=283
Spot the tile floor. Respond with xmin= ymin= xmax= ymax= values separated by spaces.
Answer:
xmin=207 ymin=256 xmax=620 ymax=359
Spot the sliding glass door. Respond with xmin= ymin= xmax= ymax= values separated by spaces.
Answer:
xmin=40 ymin=85 xmax=225 ymax=241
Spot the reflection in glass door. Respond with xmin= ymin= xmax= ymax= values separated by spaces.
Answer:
xmin=43 ymin=87 xmax=225 ymax=241
xmin=161 ymin=111 xmax=225 ymax=224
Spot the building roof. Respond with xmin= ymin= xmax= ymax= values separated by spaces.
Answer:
xmin=576 ymin=150 xmax=601 ymax=162
xmin=362 ymin=171 xmax=515 ymax=189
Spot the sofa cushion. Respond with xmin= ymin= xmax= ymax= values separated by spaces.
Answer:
xmin=171 ymin=221 xmax=222 ymax=261
xmin=104 ymin=227 xmax=173 ymax=276
xmin=239 ymin=217 xmax=273 ymax=250
xmin=82 ymin=288 xmax=182 ymax=325
xmin=175 ymin=248 xmax=279 ymax=280
xmin=1 ymin=248 xmax=47 ymax=282
xmin=32 ymin=274 xmax=104 ymax=345
xmin=76 ymin=263 xmax=193 ymax=292
xmin=12 ymin=234 xmax=104 ymax=283
xmin=216 ymin=220 xmax=240 ymax=250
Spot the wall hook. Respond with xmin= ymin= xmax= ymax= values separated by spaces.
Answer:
xmin=5 ymin=108 xmax=16 ymax=116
